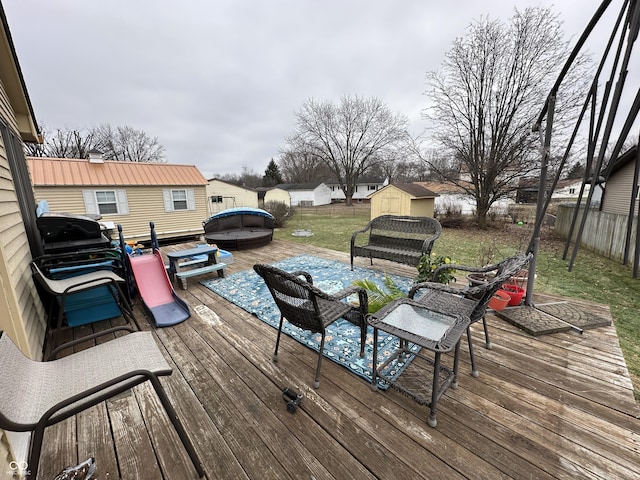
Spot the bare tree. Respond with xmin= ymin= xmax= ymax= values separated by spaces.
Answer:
xmin=285 ymin=95 xmax=410 ymax=205
xmin=42 ymin=127 xmax=95 ymax=158
xmin=424 ymin=7 xmax=591 ymax=227
xmin=92 ymin=124 xmax=165 ymax=162
xmin=277 ymin=150 xmax=331 ymax=183
xmin=27 ymin=123 xmax=166 ymax=162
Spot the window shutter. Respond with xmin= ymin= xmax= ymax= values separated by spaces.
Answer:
xmin=116 ymin=189 xmax=129 ymax=214
xmin=82 ymin=190 xmax=98 ymax=215
xmin=187 ymin=189 xmax=195 ymax=210
xmin=163 ymin=189 xmax=173 ymax=211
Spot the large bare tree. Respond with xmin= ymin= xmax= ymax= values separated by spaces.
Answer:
xmin=285 ymin=95 xmax=410 ymax=205
xmin=277 ymin=150 xmax=331 ymax=183
xmin=93 ymin=124 xmax=165 ymax=162
xmin=29 ymin=124 xmax=166 ymax=162
xmin=424 ymin=7 xmax=590 ymax=227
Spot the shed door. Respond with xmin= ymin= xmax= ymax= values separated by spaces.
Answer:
xmin=380 ymin=194 xmax=401 ymax=215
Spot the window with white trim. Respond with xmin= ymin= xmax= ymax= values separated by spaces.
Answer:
xmin=172 ymin=189 xmax=188 ymax=210
xmin=82 ymin=189 xmax=129 ymax=216
xmin=96 ymin=190 xmax=118 ymax=214
xmin=163 ymin=188 xmax=195 ymax=211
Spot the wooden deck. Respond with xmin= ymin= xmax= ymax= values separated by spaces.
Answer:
xmin=37 ymin=240 xmax=640 ymax=480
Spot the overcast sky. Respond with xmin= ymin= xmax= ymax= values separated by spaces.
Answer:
xmin=3 ymin=0 xmax=628 ymax=179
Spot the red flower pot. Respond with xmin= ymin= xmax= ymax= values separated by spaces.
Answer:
xmin=488 ymin=289 xmax=511 ymax=311
xmin=502 ymin=284 xmax=525 ymax=306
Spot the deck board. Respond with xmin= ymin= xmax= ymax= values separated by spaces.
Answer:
xmin=36 ymin=240 xmax=640 ymax=479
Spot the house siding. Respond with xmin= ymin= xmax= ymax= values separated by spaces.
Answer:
xmin=263 ymin=188 xmax=290 ymax=207
xmin=0 ymin=77 xmax=19 ymax=133
xmin=0 ymin=117 xmax=45 ymax=362
xmin=206 ymin=180 xmax=259 ymax=215
xmin=34 ymin=185 xmax=209 ymax=242
xmin=602 ymin=161 xmax=638 ymax=216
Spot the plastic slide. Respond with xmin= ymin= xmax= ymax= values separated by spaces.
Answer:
xmin=127 ymin=249 xmax=190 ymax=327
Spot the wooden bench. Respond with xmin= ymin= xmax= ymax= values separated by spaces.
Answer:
xmin=350 ymin=215 xmax=441 ymax=270
xmin=175 ymin=263 xmax=226 ymax=289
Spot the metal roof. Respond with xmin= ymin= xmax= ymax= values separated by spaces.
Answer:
xmin=27 ymin=157 xmax=208 ymax=187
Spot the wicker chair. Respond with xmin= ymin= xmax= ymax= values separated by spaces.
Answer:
xmin=409 ymin=252 xmax=533 ymax=377
xmin=253 ymin=263 xmax=369 ymax=389
xmin=0 ymin=331 xmax=204 ymax=479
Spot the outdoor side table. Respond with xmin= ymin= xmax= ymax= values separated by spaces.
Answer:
xmin=368 ymin=298 xmax=471 ymax=427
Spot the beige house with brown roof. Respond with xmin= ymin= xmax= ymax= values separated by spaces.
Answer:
xmin=369 ymin=183 xmax=438 ymax=219
xmin=28 ymin=156 xmax=210 ymax=243
xmin=206 ymin=178 xmax=259 ymax=215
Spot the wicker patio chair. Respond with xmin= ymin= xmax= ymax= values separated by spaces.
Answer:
xmin=254 ymin=263 xmax=369 ymax=388
xmin=30 ymin=260 xmax=140 ymax=360
xmin=409 ymin=252 xmax=533 ymax=377
xmin=0 ymin=330 xmax=204 ymax=479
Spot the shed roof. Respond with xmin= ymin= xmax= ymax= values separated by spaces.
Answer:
xmin=375 ymin=183 xmax=438 ymax=198
xmin=276 ymin=182 xmax=324 ymax=191
xmin=27 ymin=157 xmax=208 ymax=187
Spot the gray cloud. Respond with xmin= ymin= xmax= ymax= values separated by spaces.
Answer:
xmin=5 ymin=0 xmax=610 ymax=178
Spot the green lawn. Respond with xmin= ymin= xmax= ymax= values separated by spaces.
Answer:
xmin=275 ymin=206 xmax=640 ymax=400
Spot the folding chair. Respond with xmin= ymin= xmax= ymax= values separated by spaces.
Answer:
xmin=0 ymin=330 xmax=204 ymax=479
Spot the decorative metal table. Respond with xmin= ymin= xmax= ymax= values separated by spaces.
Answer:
xmin=368 ymin=298 xmax=471 ymax=427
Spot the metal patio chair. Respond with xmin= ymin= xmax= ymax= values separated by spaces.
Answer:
xmin=253 ymin=263 xmax=369 ymax=388
xmin=30 ymin=260 xmax=140 ymax=360
xmin=409 ymin=252 xmax=533 ymax=377
xmin=0 ymin=330 xmax=204 ymax=479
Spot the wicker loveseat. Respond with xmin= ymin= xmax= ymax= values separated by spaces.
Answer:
xmin=203 ymin=208 xmax=275 ymax=250
xmin=350 ymin=215 xmax=442 ymax=270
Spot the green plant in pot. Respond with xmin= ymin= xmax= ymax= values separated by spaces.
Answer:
xmin=352 ymin=253 xmax=456 ymax=313
xmin=351 ymin=275 xmax=406 ymax=314
xmin=416 ymin=253 xmax=457 ymax=284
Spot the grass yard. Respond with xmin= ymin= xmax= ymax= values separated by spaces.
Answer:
xmin=275 ymin=205 xmax=640 ymax=401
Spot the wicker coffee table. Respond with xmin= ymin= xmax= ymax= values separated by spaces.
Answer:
xmin=368 ymin=298 xmax=470 ymax=427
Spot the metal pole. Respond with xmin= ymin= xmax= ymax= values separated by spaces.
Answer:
xmin=526 ymin=95 xmax=555 ymax=306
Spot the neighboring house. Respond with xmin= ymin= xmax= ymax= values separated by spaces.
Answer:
xmin=326 ymin=176 xmax=386 ymax=203
xmin=276 ymin=182 xmax=332 ymax=206
xmin=1 ymin=5 xmax=48 ymax=467
xmin=415 ymin=181 xmax=477 ymax=215
xmin=601 ymin=145 xmax=638 ymax=216
xmin=551 ymin=178 xmax=601 ymax=204
xmin=28 ymin=156 xmax=209 ymax=243
xmin=206 ymin=178 xmax=259 ymax=215
xmin=369 ymin=183 xmax=438 ymax=219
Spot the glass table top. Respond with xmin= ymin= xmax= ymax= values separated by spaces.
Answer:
xmin=377 ymin=302 xmax=456 ymax=342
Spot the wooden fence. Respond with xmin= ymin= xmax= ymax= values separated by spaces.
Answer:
xmin=555 ymin=204 xmax=637 ymax=263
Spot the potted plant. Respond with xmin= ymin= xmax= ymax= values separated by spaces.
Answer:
xmin=353 ymin=253 xmax=457 ymax=314
xmin=416 ymin=253 xmax=457 ymax=284
xmin=351 ymin=275 xmax=406 ymax=313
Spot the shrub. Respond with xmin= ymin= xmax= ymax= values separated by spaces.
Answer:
xmin=264 ymin=201 xmax=293 ymax=228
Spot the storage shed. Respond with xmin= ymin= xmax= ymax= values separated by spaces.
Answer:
xmin=369 ymin=183 xmax=438 ymax=220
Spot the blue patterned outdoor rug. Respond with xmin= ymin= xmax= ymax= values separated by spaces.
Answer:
xmin=201 ymin=255 xmax=419 ymax=388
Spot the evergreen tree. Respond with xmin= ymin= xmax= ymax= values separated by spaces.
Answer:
xmin=263 ymin=159 xmax=284 ymax=187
